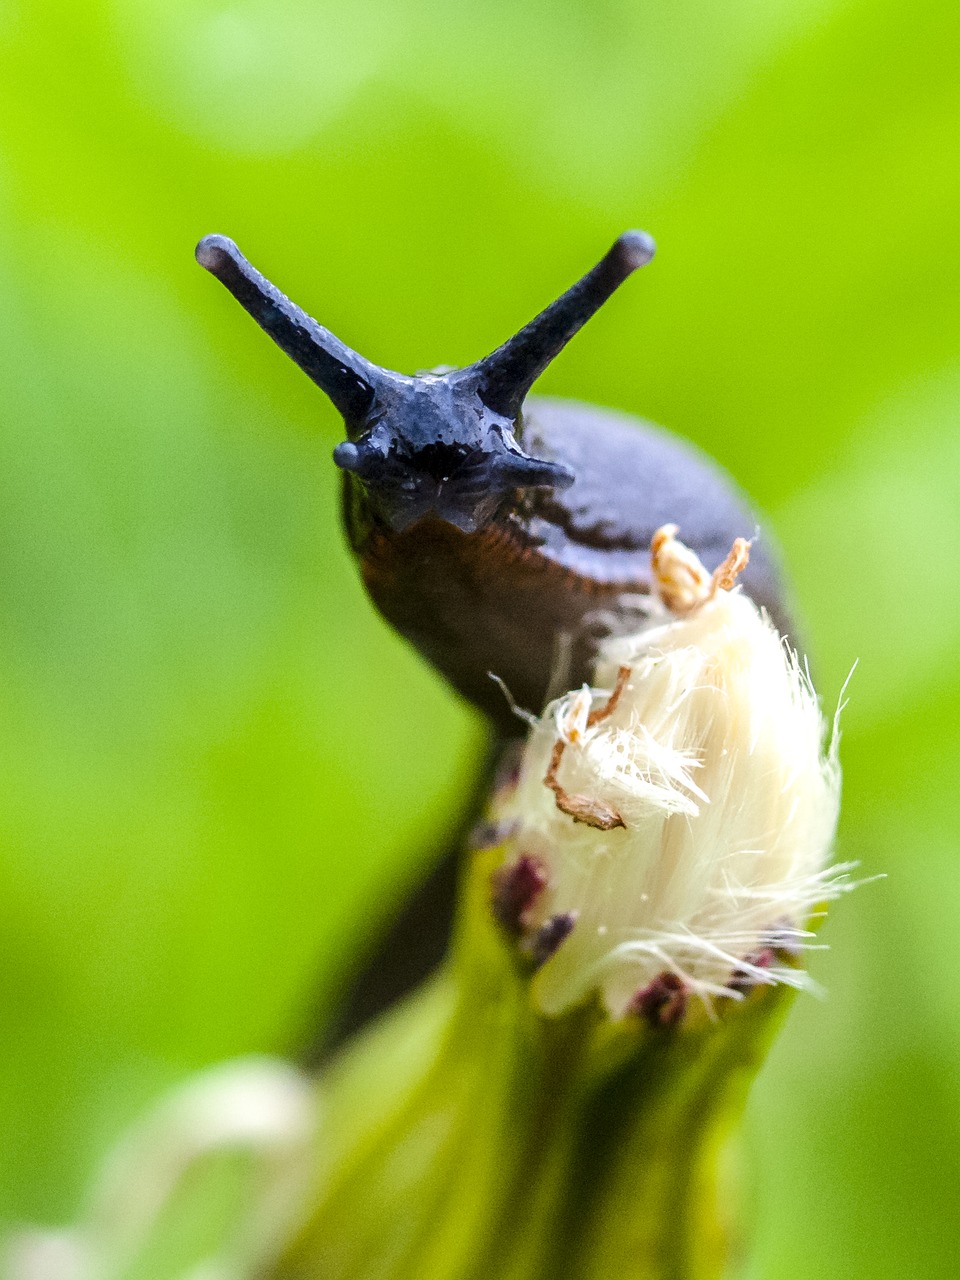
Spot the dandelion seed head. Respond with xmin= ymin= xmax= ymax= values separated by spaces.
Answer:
xmin=497 ymin=529 xmax=848 ymax=1019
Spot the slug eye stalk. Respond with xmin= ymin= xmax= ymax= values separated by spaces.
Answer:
xmin=195 ymin=234 xmax=385 ymax=426
xmin=471 ymin=229 xmax=656 ymax=418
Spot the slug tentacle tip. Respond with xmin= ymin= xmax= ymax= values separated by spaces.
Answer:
xmin=614 ymin=229 xmax=657 ymax=271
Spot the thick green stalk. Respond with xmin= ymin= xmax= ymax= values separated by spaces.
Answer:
xmin=540 ymin=980 xmax=795 ymax=1280
xmin=266 ymin=845 xmax=798 ymax=1280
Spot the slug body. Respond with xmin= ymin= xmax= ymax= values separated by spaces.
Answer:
xmin=196 ymin=232 xmax=786 ymax=736
xmin=347 ymin=398 xmax=783 ymax=733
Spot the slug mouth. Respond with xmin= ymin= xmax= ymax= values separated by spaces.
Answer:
xmin=333 ymin=438 xmax=574 ymax=535
xmin=336 ymin=469 xmax=514 ymax=535
xmin=382 ymin=496 xmax=491 ymax=535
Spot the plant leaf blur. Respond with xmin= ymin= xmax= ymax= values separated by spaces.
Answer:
xmin=0 ymin=0 xmax=957 ymax=1275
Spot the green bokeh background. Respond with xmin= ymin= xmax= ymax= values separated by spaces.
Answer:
xmin=1 ymin=0 xmax=958 ymax=1273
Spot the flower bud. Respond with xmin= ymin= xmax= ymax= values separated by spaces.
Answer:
xmin=497 ymin=526 xmax=847 ymax=1019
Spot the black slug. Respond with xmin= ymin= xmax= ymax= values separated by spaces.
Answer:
xmin=195 ymin=231 xmax=787 ymax=738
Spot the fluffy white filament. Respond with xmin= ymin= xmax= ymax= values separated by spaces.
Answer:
xmin=499 ymin=569 xmax=848 ymax=1020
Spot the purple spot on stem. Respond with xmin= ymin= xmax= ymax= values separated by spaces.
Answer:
xmin=727 ymin=947 xmax=776 ymax=994
xmin=629 ymin=972 xmax=687 ymax=1028
xmin=529 ymin=912 xmax=578 ymax=968
xmin=491 ymin=855 xmax=548 ymax=935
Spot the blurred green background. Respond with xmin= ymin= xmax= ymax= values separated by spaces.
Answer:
xmin=0 ymin=0 xmax=958 ymax=1274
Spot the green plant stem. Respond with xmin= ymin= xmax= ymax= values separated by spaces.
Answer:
xmin=266 ymin=846 xmax=797 ymax=1280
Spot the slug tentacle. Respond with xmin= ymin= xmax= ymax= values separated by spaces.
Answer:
xmin=470 ymin=230 xmax=655 ymax=418
xmin=195 ymin=234 xmax=389 ymax=427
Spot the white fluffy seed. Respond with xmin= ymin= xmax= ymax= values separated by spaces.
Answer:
xmin=498 ymin=533 xmax=850 ymax=1019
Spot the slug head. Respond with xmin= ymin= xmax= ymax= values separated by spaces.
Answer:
xmin=195 ymin=231 xmax=655 ymax=534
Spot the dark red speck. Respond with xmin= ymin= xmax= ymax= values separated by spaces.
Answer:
xmin=491 ymin=855 xmax=548 ymax=935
